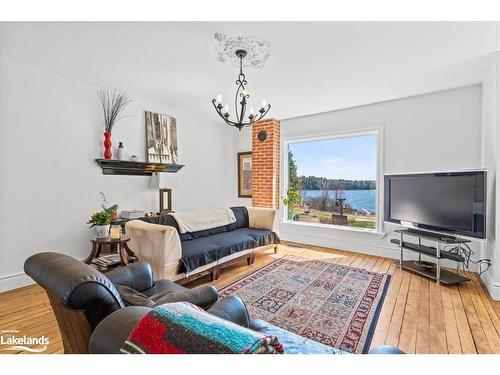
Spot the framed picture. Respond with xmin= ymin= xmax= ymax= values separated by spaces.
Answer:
xmin=238 ymin=151 xmax=252 ymax=198
xmin=159 ymin=188 xmax=172 ymax=213
xmin=145 ymin=111 xmax=178 ymax=164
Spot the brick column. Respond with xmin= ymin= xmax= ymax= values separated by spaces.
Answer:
xmin=251 ymin=119 xmax=280 ymax=209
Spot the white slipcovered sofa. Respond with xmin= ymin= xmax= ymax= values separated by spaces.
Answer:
xmin=125 ymin=206 xmax=280 ymax=283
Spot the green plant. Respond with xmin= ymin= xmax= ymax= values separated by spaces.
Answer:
xmin=283 ymin=150 xmax=302 ymax=208
xmin=87 ymin=211 xmax=112 ymax=227
xmin=86 ymin=192 xmax=118 ymax=227
xmin=283 ymin=188 xmax=302 ymax=207
xmin=100 ymin=192 xmax=118 ymax=214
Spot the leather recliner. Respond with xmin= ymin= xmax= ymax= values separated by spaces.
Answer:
xmin=23 ymin=252 xmax=219 ymax=354
xmin=89 ymin=295 xmax=405 ymax=354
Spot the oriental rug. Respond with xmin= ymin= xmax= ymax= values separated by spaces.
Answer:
xmin=219 ymin=255 xmax=391 ymax=353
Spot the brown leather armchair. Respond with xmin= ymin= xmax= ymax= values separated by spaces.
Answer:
xmin=24 ymin=252 xmax=219 ymax=354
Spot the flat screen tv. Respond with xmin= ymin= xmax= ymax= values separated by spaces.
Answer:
xmin=384 ymin=171 xmax=486 ymax=239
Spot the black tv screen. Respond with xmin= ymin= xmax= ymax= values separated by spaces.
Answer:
xmin=384 ymin=171 xmax=486 ymax=238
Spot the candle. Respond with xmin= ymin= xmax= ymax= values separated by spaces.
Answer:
xmin=110 ymin=225 xmax=121 ymax=239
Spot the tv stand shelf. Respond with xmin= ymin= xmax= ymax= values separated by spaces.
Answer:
xmin=392 ymin=229 xmax=470 ymax=285
xmin=400 ymin=261 xmax=470 ymax=285
xmin=389 ymin=239 xmax=465 ymax=262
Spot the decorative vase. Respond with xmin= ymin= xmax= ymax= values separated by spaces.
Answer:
xmin=94 ymin=224 xmax=110 ymax=239
xmin=117 ymin=142 xmax=124 ymax=160
xmin=103 ymin=132 xmax=112 ymax=159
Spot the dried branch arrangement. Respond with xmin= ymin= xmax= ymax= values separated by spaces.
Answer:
xmin=98 ymin=89 xmax=133 ymax=132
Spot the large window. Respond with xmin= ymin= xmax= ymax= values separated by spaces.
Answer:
xmin=284 ymin=132 xmax=378 ymax=231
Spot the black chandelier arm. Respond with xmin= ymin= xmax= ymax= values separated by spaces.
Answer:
xmin=236 ymin=73 xmax=247 ymax=86
xmin=235 ymin=75 xmax=248 ymax=124
xmin=211 ymin=99 xmax=232 ymax=122
xmin=211 ymin=99 xmax=248 ymax=129
xmin=238 ymin=96 xmax=247 ymax=125
xmin=212 ymin=99 xmax=272 ymax=130
xmin=250 ymin=104 xmax=272 ymax=123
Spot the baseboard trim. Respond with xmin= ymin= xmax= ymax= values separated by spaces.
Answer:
xmin=481 ymin=271 xmax=500 ymax=301
xmin=0 ymin=255 xmax=88 ymax=293
xmin=0 ymin=272 xmax=35 ymax=293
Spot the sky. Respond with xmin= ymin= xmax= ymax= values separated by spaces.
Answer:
xmin=289 ymin=134 xmax=377 ymax=180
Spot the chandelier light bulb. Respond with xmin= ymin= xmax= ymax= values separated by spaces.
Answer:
xmin=249 ymin=106 xmax=254 ymax=115
xmin=261 ymin=99 xmax=267 ymax=108
xmin=216 ymin=94 xmax=222 ymax=104
xmin=223 ymin=105 xmax=229 ymax=114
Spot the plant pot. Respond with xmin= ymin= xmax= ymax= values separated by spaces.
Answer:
xmin=94 ymin=224 xmax=110 ymax=239
xmin=104 ymin=132 xmax=112 ymax=160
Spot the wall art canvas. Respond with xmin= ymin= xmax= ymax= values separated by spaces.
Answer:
xmin=145 ymin=111 xmax=178 ymax=163
xmin=238 ymin=151 xmax=252 ymax=198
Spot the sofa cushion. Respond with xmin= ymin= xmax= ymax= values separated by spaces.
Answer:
xmin=140 ymin=212 xmax=180 ymax=229
xmin=115 ymin=285 xmax=155 ymax=307
xmin=227 ymin=206 xmax=249 ymax=231
xmin=180 ymin=228 xmax=279 ymax=273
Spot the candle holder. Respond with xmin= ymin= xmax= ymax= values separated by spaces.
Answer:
xmin=110 ymin=225 xmax=122 ymax=240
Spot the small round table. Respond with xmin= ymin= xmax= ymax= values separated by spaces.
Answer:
xmin=84 ymin=235 xmax=138 ymax=269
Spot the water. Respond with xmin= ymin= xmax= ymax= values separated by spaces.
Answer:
xmin=302 ymin=190 xmax=376 ymax=213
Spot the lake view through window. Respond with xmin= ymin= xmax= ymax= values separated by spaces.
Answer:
xmin=285 ymin=133 xmax=378 ymax=230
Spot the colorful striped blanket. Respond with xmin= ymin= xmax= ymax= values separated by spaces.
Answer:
xmin=121 ymin=302 xmax=284 ymax=354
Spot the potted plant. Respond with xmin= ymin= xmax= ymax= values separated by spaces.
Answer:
xmin=87 ymin=193 xmax=119 ymax=238
xmin=100 ymin=192 xmax=119 ymax=221
xmin=87 ymin=210 xmax=112 ymax=238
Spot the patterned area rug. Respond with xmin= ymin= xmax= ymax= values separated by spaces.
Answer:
xmin=219 ymin=255 xmax=391 ymax=353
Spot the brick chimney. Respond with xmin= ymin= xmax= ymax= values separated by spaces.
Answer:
xmin=251 ymin=119 xmax=280 ymax=209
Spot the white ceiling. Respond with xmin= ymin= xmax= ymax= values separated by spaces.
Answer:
xmin=0 ymin=22 xmax=498 ymax=119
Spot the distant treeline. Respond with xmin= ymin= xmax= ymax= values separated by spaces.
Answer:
xmin=300 ymin=176 xmax=376 ymax=190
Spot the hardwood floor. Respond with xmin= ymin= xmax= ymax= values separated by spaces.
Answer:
xmin=1 ymin=243 xmax=499 ymax=354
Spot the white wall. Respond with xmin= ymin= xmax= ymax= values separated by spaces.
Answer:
xmin=0 ymin=57 xmax=237 ymax=291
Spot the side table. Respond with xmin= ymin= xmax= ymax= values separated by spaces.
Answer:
xmin=84 ymin=235 xmax=138 ymax=270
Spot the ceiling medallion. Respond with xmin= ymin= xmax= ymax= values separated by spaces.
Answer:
xmin=212 ymin=34 xmax=272 ymax=131
xmin=213 ymin=33 xmax=271 ymax=68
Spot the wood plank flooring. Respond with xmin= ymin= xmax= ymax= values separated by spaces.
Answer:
xmin=1 ymin=242 xmax=499 ymax=354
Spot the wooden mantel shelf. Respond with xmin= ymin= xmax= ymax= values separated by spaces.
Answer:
xmin=95 ymin=159 xmax=185 ymax=176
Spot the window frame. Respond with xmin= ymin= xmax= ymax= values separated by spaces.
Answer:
xmin=281 ymin=128 xmax=383 ymax=233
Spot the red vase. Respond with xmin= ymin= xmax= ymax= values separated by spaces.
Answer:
xmin=103 ymin=131 xmax=112 ymax=159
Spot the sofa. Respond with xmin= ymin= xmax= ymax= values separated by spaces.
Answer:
xmin=23 ymin=253 xmax=219 ymax=354
xmin=125 ymin=206 xmax=280 ymax=283
xmin=89 ymin=295 xmax=404 ymax=354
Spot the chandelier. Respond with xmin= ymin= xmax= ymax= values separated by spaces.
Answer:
xmin=212 ymin=49 xmax=271 ymax=131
